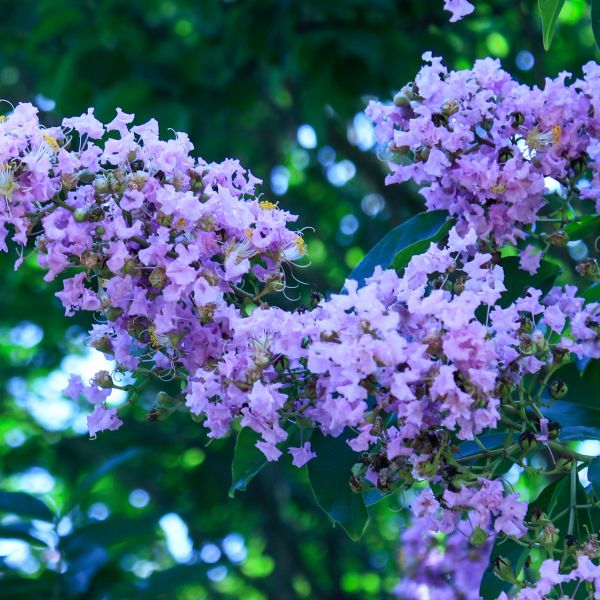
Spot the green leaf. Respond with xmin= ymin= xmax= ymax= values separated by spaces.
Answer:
xmin=229 ymin=428 xmax=268 ymax=498
xmin=564 ymin=215 xmax=600 ymax=241
xmin=308 ymin=430 xmax=368 ymax=541
xmin=479 ymin=537 xmax=528 ymax=598
xmin=0 ymin=491 xmax=53 ymax=522
xmin=593 ymin=0 xmax=600 ymax=50
xmin=498 ymin=256 xmax=561 ymax=308
xmin=538 ymin=0 xmax=566 ymax=50
xmin=346 ymin=210 xmax=452 ymax=288
xmin=0 ymin=523 xmax=48 ymax=547
xmin=588 ymin=458 xmax=600 ymax=498
xmin=72 ymin=447 xmax=142 ymax=505
xmin=584 ymin=283 xmax=600 ymax=304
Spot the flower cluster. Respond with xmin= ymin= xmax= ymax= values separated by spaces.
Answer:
xmin=2 ymin=98 xmax=600 ymax=598
xmin=366 ymin=54 xmax=600 ymax=247
xmin=0 ymin=103 xmax=306 ymax=436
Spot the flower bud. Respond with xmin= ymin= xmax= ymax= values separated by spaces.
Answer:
xmin=576 ymin=258 xmax=600 ymax=280
xmin=73 ymin=208 xmax=88 ymax=223
xmin=549 ymin=230 xmax=569 ymax=247
xmin=78 ymin=169 xmax=96 ymax=184
xmin=519 ymin=430 xmax=538 ymax=452
xmin=540 ymin=523 xmax=560 ymax=547
xmin=442 ymin=99 xmax=460 ymax=116
xmin=94 ymin=370 xmax=114 ymax=389
xmin=106 ymin=307 xmax=124 ymax=322
xmin=94 ymin=177 xmax=111 ymax=195
xmin=90 ymin=334 xmax=113 ymax=355
xmin=80 ymin=250 xmax=98 ymax=270
xmin=469 ymin=525 xmax=488 ymax=546
xmin=511 ymin=112 xmax=525 ymax=127
xmin=393 ymin=91 xmax=410 ymax=107
xmin=149 ymin=267 xmax=167 ymax=289
xmin=549 ymin=378 xmax=568 ymax=399
xmin=498 ymin=147 xmax=514 ymax=163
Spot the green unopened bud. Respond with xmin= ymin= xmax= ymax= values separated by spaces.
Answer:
xmin=156 ymin=391 xmax=179 ymax=409
xmin=519 ymin=430 xmax=538 ymax=452
xmin=498 ymin=147 xmax=514 ymax=163
xmin=469 ymin=525 xmax=488 ymax=546
xmin=552 ymin=347 xmax=570 ymax=365
xmin=80 ymin=250 xmax=98 ymax=270
xmin=73 ymin=209 xmax=87 ymax=224
xmin=157 ymin=212 xmax=173 ymax=227
xmin=149 ymin=267 xmax=167 ymax=288
xmin=530 ymin=508 xmax=547 ymax=526
xmin=549 ymin=230 xmax=569 ymax=247
xmin=518 ymin=334 xmax=537 ymax=355
xmin=393 ymin=91 xmax=410 ymax=107
xmin=122 ymin=258 xmax=138 ymax=275
xmin=95 ymin=370 xmax=114 ymax=389
xmin=415 ymin=147 xmax=430 ymax=162
xmin=442 ymin=99 xmax=460 ymax=116
xmin=511 ymin=112 xmax=525 ymax=127
xmin=106 ymin=307 xmax=124 ymax=322
xmin=540 ymin=523 xmax=560 ymax=547
xmin=576 ymin=258 xmax=600 ymax=280
xmin=95 ymin=225 xmax=106 ymax=236
xmin=90 ymin=334 xmax=113 ymax=355
xmin=481 ymin=117 xmax=494 ymax=131
xmin=432 ymin=113 xmax=449 ymax=127
xmin=549 ymin=378 xmax=568 ymax=399
xmin=518 ymin=317 xmax=535 ymax=334
xmin=147 ymin=406 xmax=175 ymax=422
xmin=78 ymin=169 xmax=96 ymax=184
xmin=86 ymin=207 xmax=105 ymax=222
xmin=94 ymin=177 xmax=111 ymax=195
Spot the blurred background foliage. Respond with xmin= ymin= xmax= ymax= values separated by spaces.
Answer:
xmin=0 ymin=0 xmax=597 ymax=598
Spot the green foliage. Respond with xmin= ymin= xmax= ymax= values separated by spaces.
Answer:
xmin=347 ymin=210 xmax=451 ymax=287
xmin=307 ymin=431 xmax=369 ymax=542
xmin=0 ymin=0 xmax=596 ymax=597
xmin=498 ymin=256 xmax=562 ymax=308
xmin=539 ymin=0 xmax=567 ymax=49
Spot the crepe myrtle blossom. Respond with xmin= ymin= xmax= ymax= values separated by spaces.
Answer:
xmin=2 ymin=101 xmax=600 ymax=596
xmin=444 ymin=0 xmax=474 ymax=22
xmin=366 ymin=54 xmax=600 ymax=247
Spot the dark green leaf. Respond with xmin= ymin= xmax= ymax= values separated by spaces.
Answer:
xmin=229 ymin=428 xmax=268 ymax=498
xmin=62 ymin=516 xmax=157 ymax=556
xmin=584 ymin=283 xmax=600 ymax=304
xmin=72 ymin=447 xmax=142 ymax=504
xmin=564 ymin=215 xmax=600 ymax=241
xmin=479 ymin=538 xmax=527 ymax=598
xmin=538 ymin=0 xmax=566 ymax=50
xmin=588 ymin=458 xmax=600 ymax=499
xmin=0 ymin=523 xmax=48 ymax=547
xmin=498 ymin=256 xmax=561 ymax=308
xmin=346 ymin=210 xmax=451 ymax=288
xmin=593 ymin=0 xmax=600 ymax=50
xmin=308 ymin=430 xmax=368 ymax=541
xmin=0 ymin=491 xmax=53 ymax=522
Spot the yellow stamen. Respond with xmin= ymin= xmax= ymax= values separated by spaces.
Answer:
xmin=552 ymin=124 xmax=562 ymax=144
xmin=259 ymin=200 xmax=278 ymax=210
xmin=43 ymin=134 xmax=60 ymax=153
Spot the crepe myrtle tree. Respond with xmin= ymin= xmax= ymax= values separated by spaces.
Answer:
xmin=1 ymin=14 xmax=600 ymax=598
